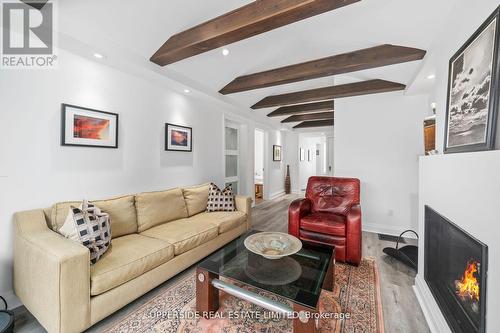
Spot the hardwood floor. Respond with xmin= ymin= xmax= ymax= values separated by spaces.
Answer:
xmin=13 ymin=194 xmax=430 ymax=333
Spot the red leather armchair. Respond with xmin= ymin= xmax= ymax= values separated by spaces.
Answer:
xmin=288 ymin=176 xmax=362 ymax=266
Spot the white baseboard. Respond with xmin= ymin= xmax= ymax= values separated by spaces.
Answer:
xmin=413 ymin=274 xmax=451 ymax=333
xmin=268 ymin=190 xmax=285 ymax=200
xmin=1 ymin=290 xmax=21 ymax=310
xmin=362 ymin=222 xmax=418 ymax=239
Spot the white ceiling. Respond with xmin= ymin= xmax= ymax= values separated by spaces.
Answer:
xmin=56 ymin=0 xmax=458 ymax=129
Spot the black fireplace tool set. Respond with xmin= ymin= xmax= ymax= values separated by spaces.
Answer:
xmin=382 ymin=230 xmax=419 ymax=271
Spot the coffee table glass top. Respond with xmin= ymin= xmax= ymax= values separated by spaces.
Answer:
xmin=197 ymin=230 xmax=333 ymax=309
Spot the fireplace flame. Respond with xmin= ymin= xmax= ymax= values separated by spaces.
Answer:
xmin=455 ymin=261 xmax=480 ymax=302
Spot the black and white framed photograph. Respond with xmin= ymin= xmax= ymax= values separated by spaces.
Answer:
xmin=61 ymin=104 xmax=119 ymax=148
xmin=165 ymin=123 xmax=192 ymax=152
xmin=299 ymin=148 xmax=305 ymax=161
xmin=444 ymin=7 xmax=500 ymax=153
xmin=273 ymin=145 xmax=282 ymax=161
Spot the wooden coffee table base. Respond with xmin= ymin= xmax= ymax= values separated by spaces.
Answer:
xmin=293 ymin=303 xmax=319 ymax=333
xmin=196 ymin=268 xmax=330 ymax=333
xmin=195 ymin=267 xmax=219 ymax=318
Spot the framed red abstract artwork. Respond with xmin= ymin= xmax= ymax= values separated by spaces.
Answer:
xmin=61 ymin=104 xmax=119 ymax=148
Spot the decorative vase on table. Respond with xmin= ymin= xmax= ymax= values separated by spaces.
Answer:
xmin=285 ymin=165 xmax=291 ymax=194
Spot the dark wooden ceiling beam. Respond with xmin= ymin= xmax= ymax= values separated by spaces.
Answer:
xmin=252 ymin=79 xmax=405 ymax=109
xmin=150 ymin=0 xmax=360 ymax=66
xmin=293 ymin=119 xmax=333 ymax=128
xmin=282 ymin=111 xmax=333 ymax=123
xmin=220 ymin=44 xmax=425 ymax=94
xmin=267 ymin=100 xmax=334 ymax=117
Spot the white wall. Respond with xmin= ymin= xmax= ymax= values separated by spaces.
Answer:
xmin=414 ymin=2 xmax=500 ymax=332
xmin=0 ymin=49 xmax=287 ymax=307
xmin=0 ymin=50 xmax=222 ymax=306
xmin=298 ymin=134 xmax=326 ymax=191
xmin=265 ymin=130 xmax=286 ymax=199
xmin=284 ymin=132 xmax=300 ymax=193
xmin=428 ymin=1 xmax=500 ymax=152
xmin=416 ymin=152 xmax=500 ymax=333
xmin=334 ymin=92 xmax=428 ymax=235
xmin=254 ymin=130 xmax=264 ymax=181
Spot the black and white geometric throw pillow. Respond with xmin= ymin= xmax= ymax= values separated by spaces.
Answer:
xmin=59 ymin=200 xmax=112 ymax=264
xmin=206 ymin=183 xmax=235 ymax=212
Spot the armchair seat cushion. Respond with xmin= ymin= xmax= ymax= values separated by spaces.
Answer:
xmin=90 ymin=234 xmax=174 ymax=296
xmin=300 ymin=213 xmax=346 ymax=236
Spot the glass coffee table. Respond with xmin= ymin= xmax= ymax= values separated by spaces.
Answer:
xmin=196 ymin=230 xmax=335 ymax=333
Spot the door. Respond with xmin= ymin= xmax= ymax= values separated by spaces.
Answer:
xmin=327 ymin=137 xmax=334 ymax=175
xmin=254 ymin=129 xmax=265 ymax=204
xmin=225 ymin=122 xmax=240 ymax=194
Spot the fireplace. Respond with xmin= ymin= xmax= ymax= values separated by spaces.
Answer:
xmin=424 ymin=206 xmax=488 ymax=333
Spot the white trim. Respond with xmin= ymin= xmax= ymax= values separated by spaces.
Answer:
xmin=268 ymin=190 xmax=285 ymax=200
xmin=362 ymin=222 xmax=418 ymax=239
xmin=413 ymin=274 xmax=452 ymax=333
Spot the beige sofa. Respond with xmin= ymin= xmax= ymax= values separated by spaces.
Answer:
xmin=13 ymin=183 xmax=252 ymax=333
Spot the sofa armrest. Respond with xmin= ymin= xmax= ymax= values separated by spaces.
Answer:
xmin=288 ymin=198 xmax=312 ymax=237
xmin=235 ymin=195 xmax=252 ymax=230
xmin=345 ymin=204 xmax=362 ymax=265
xmin=14 ymin=209 xmax=91 ymax=333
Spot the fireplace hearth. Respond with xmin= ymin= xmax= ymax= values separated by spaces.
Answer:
xmin=424 ymin=206 xmax=488 ymax=333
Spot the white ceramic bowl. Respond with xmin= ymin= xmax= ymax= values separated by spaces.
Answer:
xmin=244 ymin=232 xmax=302 ymax=260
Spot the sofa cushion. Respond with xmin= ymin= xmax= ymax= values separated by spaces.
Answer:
xmin=182 ymin=183 xmax=210 ymax=216
xmin=135 ymin=188 xmax=188 ymax=232
xmin=190 ymin=211 xmax=246 ymax=234
xmin=141 ymin=218 xmax=218 ymax=255
xmin=92 ymin=196 xmax=137 ymax=237
xmin=90 ymin=234 xmax=174 ymax=296
xmin=49 ymin=201 xmax=80 ymax=230
xmin=48 ymin=195 xmax=137 ymax=238
xmin=300 ymin=213 xmax=346 ymax=236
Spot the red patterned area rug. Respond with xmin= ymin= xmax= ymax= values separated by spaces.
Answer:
xmin=103 ymin=257 xmax=384 ymax=333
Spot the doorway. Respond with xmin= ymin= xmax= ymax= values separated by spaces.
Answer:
xmin=254 ymin=129 xmax=265 ymax=205
xmin=315 ymin=142 xmax=328 ymax=175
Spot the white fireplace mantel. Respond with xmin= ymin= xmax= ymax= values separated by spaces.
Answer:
xmin=415 ymin=151 xmax=500 ymax=333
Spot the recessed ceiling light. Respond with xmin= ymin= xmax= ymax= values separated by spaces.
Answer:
xmin=222 ymin=48 xmax=229 ymax=56
xmin=183 ymin=89 xmax=191 ymax=93
xmin=427 ymin=74 xmax=436 ymax=79
xmin=93 ymin=53 xmax=104 ymax=59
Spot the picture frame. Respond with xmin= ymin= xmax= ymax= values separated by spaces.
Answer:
xmin=444 ymin=6 xmax=500 ymax=154
xmin=165 ymin=123 xmax=192 ymax=152
xmin=61 ymin=104 xmax=119 ymax=148
xmin=273 ymin=145 xmax=282 ymax=161
xmin=299 ymin=148 xmax=305 ymax=161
